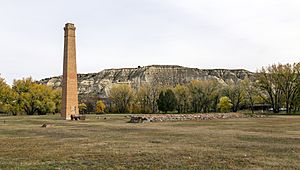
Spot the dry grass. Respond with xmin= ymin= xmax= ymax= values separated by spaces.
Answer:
xmin=0 ymin=114 xmax=299 ymax=169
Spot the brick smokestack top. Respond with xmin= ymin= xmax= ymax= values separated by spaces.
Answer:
xmin=61 ymin=23 xmax=79 ymax=120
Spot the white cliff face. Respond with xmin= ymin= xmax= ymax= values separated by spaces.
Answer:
xmin=39 ymin=65 xmax=254 ymax=100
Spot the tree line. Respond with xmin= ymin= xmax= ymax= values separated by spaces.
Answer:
xmin=107 ymin=63 xmax=300 ymax=114
xmin=0 ymin=62 xmax=299 ymax=115
xmin=0 ymin=77 xmax=61 ymax=115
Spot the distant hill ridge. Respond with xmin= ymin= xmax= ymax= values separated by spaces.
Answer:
xmin=39 ymin=65 xmax=254 ymax=101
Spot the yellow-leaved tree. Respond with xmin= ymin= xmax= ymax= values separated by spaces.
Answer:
xmin=108 ymin=84 xmax=133 ymax=113
xmin=78 ymin=103 xmax=87 ymax=114
xmin=95 ymin=100 xmax=106 ymax=114
xmin=217 ymin=96 xmax=232 ymax=113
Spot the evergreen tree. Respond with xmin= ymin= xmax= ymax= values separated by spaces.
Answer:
xmin=157 ymin=91 xmax=166 ymax=113
xmin=157 ymin=89 xmax=177 ymax=113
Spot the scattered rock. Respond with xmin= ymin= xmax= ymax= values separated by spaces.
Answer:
xmin=129 ymin=113 xmax=266 ymax=123
xmin=41 ymin=124 xmax=54 ymax=128
xmin=128 ymin=116 xmax=144 ymax=123
xmin=71 ymin=114 xmax=86 ymax=121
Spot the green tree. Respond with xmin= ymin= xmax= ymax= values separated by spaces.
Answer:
xmin=201 ymin=80 xmax=220 ymax=113
xmin=108 ymin=84 xmax=133 ymax=113
xmin=293 ymin=63 xmax=300 ymax=112
xmin=222 ymin=81 xmax=244 ymax=112
xmin=257 ymin=65 xmax=283 ymax=113
xmin=188 ymin=80 xmax=203 ymax=113
xmin=0 ymin=77 xmax=17 ymax=115
xmin=255 ymin=64 xmax=298 ymax=113
xmin=52 ymin=89 xmax=62 ymax=113
xmin=293 ymin=80 xmax=300 ymax=112
xmin=136 ymin=84 xmax=152 ymax=113
xmin=174 ymin=84 xmax=190 ymax=113
xmin=12 ymin=77 xmax=58 ymax=115
xmin=188 ymin=80 xmax=220 ymax=113
xmin=217 ymin=96 xmax=233 ymax=113
xmin=242 ymin=78 xmax=258 ymax=114
xmin=78 ymin=103 xmax=87 ymax=114
xmin=149 ymin=82 xmax=161 ymax=113
xmin=157 ymin=91 xmax=166 ymax=113
xmin=157 ymin=89 xmax=177 ymax=113
xmin=274 ymin=63 xmax=300 ymax=113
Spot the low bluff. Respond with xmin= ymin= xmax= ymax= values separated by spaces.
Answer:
xmin=39 ymin=65 xmax=254 ymax=103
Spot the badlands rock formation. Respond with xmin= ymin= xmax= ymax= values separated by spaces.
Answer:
xmin=39 ymin=65 xmax=254 ymax=102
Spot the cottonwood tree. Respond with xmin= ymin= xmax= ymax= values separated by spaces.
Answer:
xmin=174 ymin=84 xmax=190 ymax=113
xmin=256 ymin=64 xmax=286 ymax=113
xmin=222 ymin=81 xmax=245 ymax=112
xmin=52 ymin=89 xmax=62 ymax=113
xmin=292 ymin=80 xmax=300 ymax=112
xmin=148 ymin=82 xmax=162 ymax=113
xmin=257 ymin=70 xmax=280 ymax=113
xmin=108 ymin=84 xmax=133 ymax=113
xmin=201 ymin=80 xmax=220 ymax=113
xmin=242 ymin=78 xmax=258 ymax=114
xmin=0 ymin=77 xmax=17 ymax=115
xmin=188 ymin=80 xmax=204 ymax=113
xmin=188 ymin=80 xmax=220 ymax=113
xmin=136 ymin=84 xmax=152 ymax=113
xmin=292 ymin=65 xmax=300 ymax=112
xmin=274 ymin=63 xmax=300 ymax=113
xmin=12 ymin=78 xmax=58 ymax=115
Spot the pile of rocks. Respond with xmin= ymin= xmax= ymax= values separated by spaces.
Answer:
xmin=128 ymin=113 xmax=265 ymax=123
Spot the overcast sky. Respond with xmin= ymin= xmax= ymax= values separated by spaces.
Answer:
xmin=0 ymin=0 xmax=299 ymax=84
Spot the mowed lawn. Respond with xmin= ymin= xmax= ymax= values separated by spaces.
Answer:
xmin=0 ymin=114 xmax=299 ymax=169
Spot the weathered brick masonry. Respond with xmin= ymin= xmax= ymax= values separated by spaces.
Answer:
xmin=61 ymin=23 xmax=79 ymax=120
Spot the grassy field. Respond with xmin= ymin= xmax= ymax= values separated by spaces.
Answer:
xmin=0 ymin=114 xmax=299 ymax=169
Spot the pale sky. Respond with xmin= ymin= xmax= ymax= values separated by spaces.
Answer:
xmin=0 ymin=0 xmax=299 ymax=84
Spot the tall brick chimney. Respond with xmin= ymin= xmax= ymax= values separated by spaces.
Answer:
xmin=61 ymin=23 xmax=79 ymax=120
